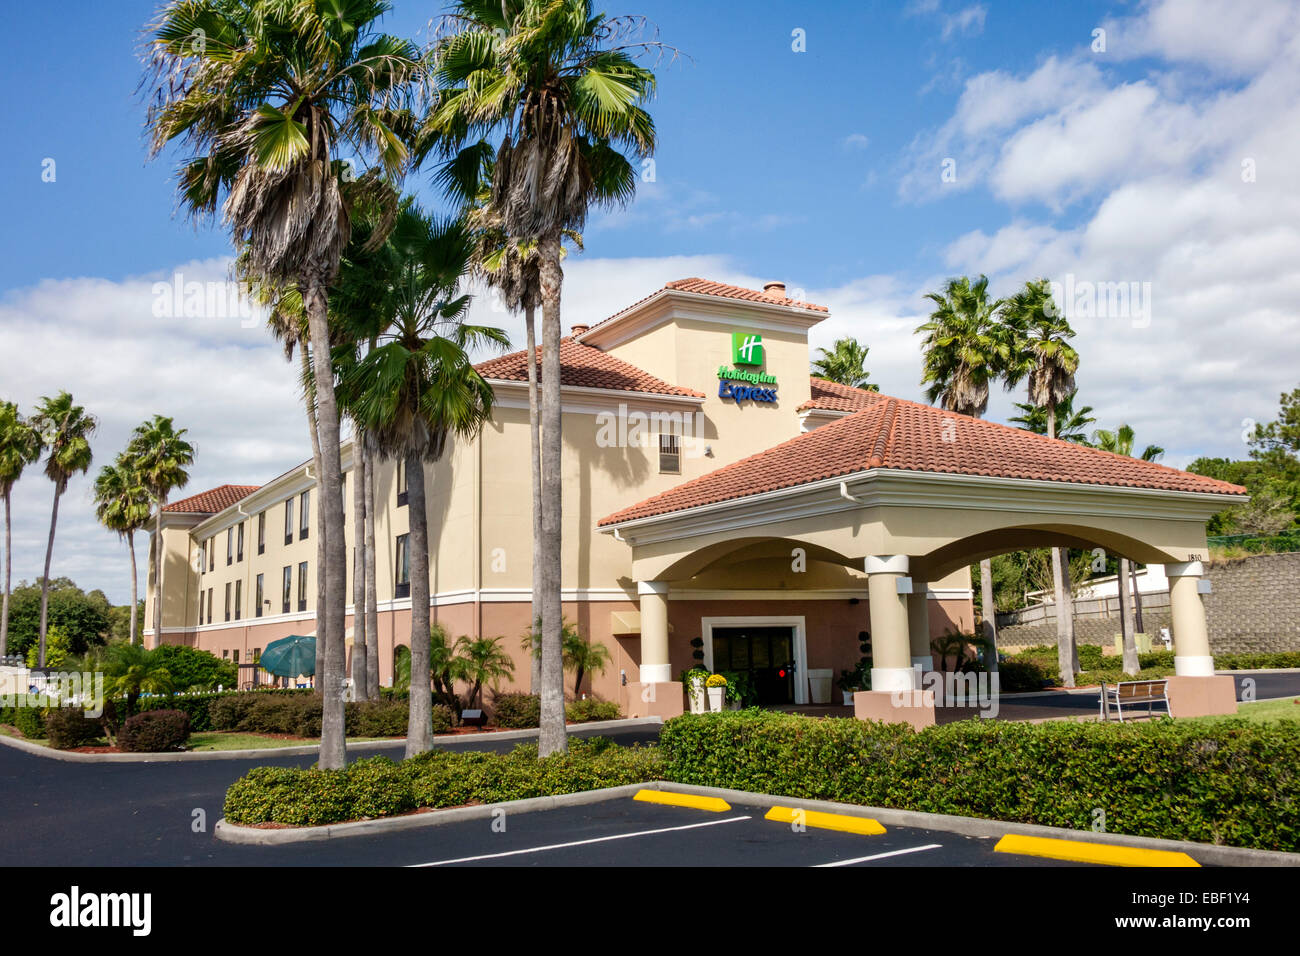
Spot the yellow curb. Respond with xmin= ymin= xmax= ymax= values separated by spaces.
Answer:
xmin=994 ymin=834 xmax=1200 ymax=867
xmin=764 ymin=806 xmax=887 ymax=835
xmin=634 ymin=790 xmax=731 ymax=812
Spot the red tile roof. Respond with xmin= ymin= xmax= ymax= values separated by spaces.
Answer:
xmin=475 ymin=337 xmax=705 ymax=398
xmin=162 ymin=485 xmax=260 ymax=514
xmin=582 ymin=278 xmax=829 ymax=339
xmin=598 ymin=396 xmax=1247 ymax=526
xmin=800 ymin=377 xmax=888 ymax=414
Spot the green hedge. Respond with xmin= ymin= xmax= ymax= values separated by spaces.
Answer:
xmin=565 ymin=698 xmax=621 ymax=722
xmin=118 ymin=709 xmax=191 ymax=753
xmin=0 ymin=705 xmax=47 ymax=739
xmin=208 ymin=692 xmax=443 ymax=738
xmin=492 ymin=692 xmax=540 ymax=728
xmin=137 ymin=688 xmax=312 ymax=732
xmin=223 ymin=738 xmax=663 ymax=826
xmin=658 ymin=710 xmax=1300 ymax=851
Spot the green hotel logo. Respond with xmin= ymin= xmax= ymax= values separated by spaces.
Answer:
xmin=732 ymin=332 xmax=764 ymax=366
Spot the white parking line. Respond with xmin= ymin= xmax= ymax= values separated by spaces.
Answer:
xmin=407 ymin=815 xmax=754 ymax=866
xmin=815 ymin=844 xmax=943 ymax=867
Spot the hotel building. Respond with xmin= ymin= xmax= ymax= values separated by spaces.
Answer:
xmin=144 ymin=278 xmax=1246 ymax=724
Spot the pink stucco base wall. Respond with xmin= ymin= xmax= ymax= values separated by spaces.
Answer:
xmin=162 ymin=595 xmax=974 ymax=715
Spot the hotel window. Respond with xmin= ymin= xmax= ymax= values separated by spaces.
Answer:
xmin=236 ymin=522 xmax=244 ymax=562
xmin=222 ymin=649 xmax=229 ymax=659
xmin=257 ymin=512 xmax=266 ymax=555
xmin=207 ymin=587 xmax=213 ymax=625
xmin=395 ymin=534 xmax=410 ymax=598
xmin=282 ymin=566 xmax=292 ymax=614
xmin=208 ymin=538 xmax=214 ymax=572
xmin=297 ymin=561 xmax=308 ymax=612
xmin=198 ymin=591 xmax=204 ymax=624
xmin=224 ymin=583 xmax=231 ymax=622
xmin=659 ymin=433 xmax=681 ymax=474
xmin=255 ymin=573 xmax=264 ymax=617
xmin=234 ymin=579 xmax=242 ymax=620
xmin=199 ymin=540 xmax=206 ymax=575
xmin=299 ymin=490 xmax=310 ymax=541
xmin=226 ymin=526 xmax=233 ymax=566
xmin=396 ymin=459 xmax=408 ymax=507
xmin=284 ymin=497 xmax=294 ymax=545
xmin=232 ymin=649 xmax=240 ymax=665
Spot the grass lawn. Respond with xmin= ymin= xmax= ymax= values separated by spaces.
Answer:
xmin=1192 ymin=695 xmax=1300 ymax=726
xmin=187 ymin=732 xmax=395 ymax=751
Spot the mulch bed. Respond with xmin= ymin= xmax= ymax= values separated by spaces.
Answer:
xmin=244 ymin=801 xmax=485 ymax=829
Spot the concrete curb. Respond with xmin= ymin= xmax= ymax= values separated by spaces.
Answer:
xmin=0 ymin=717 xmax=662 ymax=764
xmin=213 ymin=777 xmax=1300 ymax=865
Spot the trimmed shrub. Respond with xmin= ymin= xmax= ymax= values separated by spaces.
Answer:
xmin=0 ymin=704 xmax=47 ymax=739
xmin=492 ymin=692 xmax=540 ymax=728
xmin=658 ymin=710 xmax=1300 ymax=851
xmin=224 ymin=738 xmax=662 ymax=826
xmin=44 ymin=707 xmax=104 ymax=749
xmin=117 ymin=709 xmax=191 ymax=753
xmin=565 ymin=698 xmax=621 ymax=723
xmin=995 ymin=659 xmax=1048 ymax=693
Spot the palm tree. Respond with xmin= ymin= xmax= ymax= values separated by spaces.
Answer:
xmin=100 ymin=642 xmax=174 ymax=719
xmin=427 ymin=0 xmax=659 ymax=756
xmin=1001 ymin=278 xmax=1082 ymax=686
xmin=916 ymin=275 xmax=1014 ymax=668
xmin=563 ymin=629 xmax=611 ymax=697
xmin=336 ymin=206 xmax=508 ymax=756
xmin=143 ymin=0 xmax=422 ymax=770
xmin=31 ymin=392 xmax=97 ymax=668
xmin=126 ymin=416 xmax=195 ymax=644
xmin=1009 ymin=392 xmax=1095 ymax=443
xmin=0 ymin=402 xmax=42 ymax=658
xmin=811 ymin=338 xmax=879 ymax=391
xmin=1093 ymin=424 xmax=1165 ymax=673
xmin=93 ymin=456 xmax=153 ymax=646
xmin=455 ymin=635 xmax=515 ymax=710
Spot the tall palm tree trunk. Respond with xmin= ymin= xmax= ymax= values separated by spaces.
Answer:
xmin=38 ymin=487 xmax=62 ymax=668
xmin=152 ymin=493 xmax=168 ymax=644
xmin=302 ymin=281 xmax=347 ymax=770
xmin=525 ymin=302 xmax=543 ymax=694
xmin=363 ymin=446 xmax=380 ymax=700
xmin=1 ymin=490 xmax=12 ymax=657
xmin=979 ymin=560 xmax=998 ymax=671
xmin=1052 ymin=546 xmax=1075 ymax=688
xmin=1117 ymin=556 xmax=1139 ymax=676
xmin=404 ymin=451 xmax=433 ymax=756
xmin=537 ymin=234 xmax=567 ymax=756
xmin=127 ymin=529 xmax=139 ymax=646
xmin=302 ymin=346 xmax=329 ymax=699
xmin=350 ymin=435 xmax=368 ymax=696
xmin=1131 ymin=562 xmax=1145 ymax=633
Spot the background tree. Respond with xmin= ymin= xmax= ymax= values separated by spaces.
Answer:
xmin=93 ymin=455 xmax=153 ymax=646
xmin=563 ymin=629 xmax=611 ymax=697
xmin=336 ymin=207 xmax=507 ymax=756
xmin=125 ymin=416 xmax=194 ymax=642
xmin=98 ymin=642 xmax=174 ymax=718
xmin=143 ymin=0 xmax=422 ymax=770
xmin=916 ymin=275 xmax=1014 ymax=670
xmin=455 ymin=635 xmax=515 ymax=710
xmin=811 ymin=337 xmax=879 ymax=391
xmin=427 ymin=0 xmax=660 ymax=756
xmin=31 ymin=392 xmax=97 ymax=668
xmin=1009 ymin=392 xmax=1095 ymax=443
xmin=1001 ymin=278 xmax=1082 ymax=685
xmin=0 ymin=401 xmax=42 ymax=657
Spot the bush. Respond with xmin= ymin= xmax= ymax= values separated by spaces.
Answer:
xmin=565 ymin=698 xmax=621 ymax=723
xmin=995 ymin=659 xmax=1048 ymax=693
xmin=492 ymin=692 xmax=540 ymax=728
xmin=224 ymin=737 xmax=662 ymax=826
xmin=658 ymin=710 xmax=1300 ymax=852
xmin=117 ymin=709 xmax=191 ymax=753
xmin=0 ymin=704 xmax=47 ymax=739
xmin=44 ymin=707 xmax=105 ymax=749
xmin=151 ymin=644 xmax=237 ymax=691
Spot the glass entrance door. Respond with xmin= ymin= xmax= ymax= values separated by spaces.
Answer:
xmin=710 ymin=626 xmax=795 ymax=705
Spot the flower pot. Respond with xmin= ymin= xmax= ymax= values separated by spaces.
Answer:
xmin=842 ymin=690 xmax=856 ymax=706
xmin=687 ymin=680 xmax=706 ymax=714
xmin=707 ymin=686 xmax=725 ymax=712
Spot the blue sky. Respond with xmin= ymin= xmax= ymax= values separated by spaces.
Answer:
xmin=2 ymin=0 xmax=1298 ymax=601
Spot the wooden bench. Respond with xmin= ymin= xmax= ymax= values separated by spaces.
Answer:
xmin=1099 ymin=679 xmax=1170 ymax=722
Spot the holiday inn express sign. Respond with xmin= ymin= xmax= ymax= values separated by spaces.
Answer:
xmin=718 ymin=331 xmax=778 ymax=404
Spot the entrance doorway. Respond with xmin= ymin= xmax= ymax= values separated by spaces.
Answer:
xmin=710 ymin=626 xmax=796 ymax=706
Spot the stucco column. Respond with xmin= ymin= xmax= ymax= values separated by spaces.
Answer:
xmin=866 ymin=555 xmax=915 ymax=692
xmin=1166 ymin=560 xmax=1213 ymax=676
xmin=907 ymin=580 xmax=933 ymax=672
xmin=637 ymin=581 xmax=671 ymax=684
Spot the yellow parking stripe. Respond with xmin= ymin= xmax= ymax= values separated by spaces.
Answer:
xmin=634 ymin=790 xmax=731 ymax=812
xmin=994 ymin=834 xmax=1200 ymax=867
xmin=764 ymin=806 xmax=887 ymax=836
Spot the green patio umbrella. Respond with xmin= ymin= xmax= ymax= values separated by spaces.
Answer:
xmin=259 ymin=635 xmax=317 ymax=678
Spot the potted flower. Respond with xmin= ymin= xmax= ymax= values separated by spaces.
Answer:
xmin=837 ymin=669 xmax=860 ymax=707
xmin=681 ymin=667 xmax=709 ymax=714
xmin=705 ymin=673 xmax=729 ymax=712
